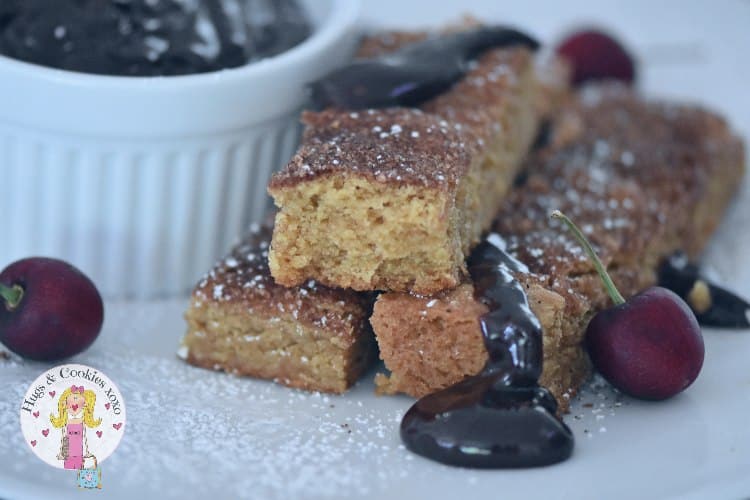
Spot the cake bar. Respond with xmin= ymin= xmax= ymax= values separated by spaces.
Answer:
xmin=181 ymin=225 xmax=376 ymax=394
xmin=372 ymin=83 xmax=745 ymax=409
xmin=268 ymin=33 xmax=548 ymax=294
xmin=180 ymin=28 xmax=568 ymax=394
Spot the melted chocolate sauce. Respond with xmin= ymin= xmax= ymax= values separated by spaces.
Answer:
xmin=0 ymin=0 xmax=311 ymax=76
xmin=309 ymin=26 xmax=539 ymax=110
xmin=530 ymin=120 xmax=552 ymax=152
xmin=658 ymin=251 xmax=750 ymax=328
xmin=400 ymin=234 xmax=574 ymax=468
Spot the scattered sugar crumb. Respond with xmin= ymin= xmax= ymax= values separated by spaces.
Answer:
xmin=176 ymin=345 xmax=189 ymax=360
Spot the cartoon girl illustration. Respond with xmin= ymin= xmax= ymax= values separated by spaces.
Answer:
xmin=50 ymin=385 xmax=101 ymax=469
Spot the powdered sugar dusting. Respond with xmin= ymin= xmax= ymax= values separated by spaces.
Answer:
xmin=4 ymin=293 xmax=748 ymax=498
xmin=0 ymin=301 xmax=414 ymax=499
xmin=269 ymin=42 xmax=533 ymax=191
xmin=270 ymin=107 xmax=477 ymax=189
xmin=189 ymin=224 xmax=371 ymax=335
xmin=0 ymin=323 xmax=633 ymax=499
xmin=566 ymin=374 xmax=625 ymax=441
xmin=493 ymin=83 xmax=740 ymax=282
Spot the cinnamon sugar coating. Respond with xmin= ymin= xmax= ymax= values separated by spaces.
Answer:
xmin=268 ymin=108 xmax=477 ymax=189
xmin=182 ymin=225 xmax=376 ymax=394
xmin=268 ymin=35 xmax=547 ymax=293
xmin=192 ymin=225 xmax=373 ymax=332
xmin=372 ymin=84 xmax=745 ymax=408
xmin=496 ymin=83 xmax=745 ymax=276
xmin=270 ymin=46 xmax=536 ymax=191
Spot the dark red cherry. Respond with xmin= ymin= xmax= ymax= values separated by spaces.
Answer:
xmin=556 ymin=29 xmax=636 ymax=86
xmin=586 ymin=287 xmax=704 ymax=399
xmin=0 ymin=257 xmax=104 ymax=361
xmin=551 ymin=211 xmax=704 ymax=400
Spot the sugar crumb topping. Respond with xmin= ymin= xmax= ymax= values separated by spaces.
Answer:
xmin=192 ymin=225 xmax=370 ymax=332
xmin=491 ymin=83 xmax=733 ymax=280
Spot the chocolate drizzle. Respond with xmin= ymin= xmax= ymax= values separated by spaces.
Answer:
xmin=658 ymin=251 xmax=750 ymax=328
xmin=309 ymin=26 xmax=539 ymax=110
xmin=400 ymin=234 xmax=574 ymax=468
xmin=0 ymin=0 xmax=311 ymax=76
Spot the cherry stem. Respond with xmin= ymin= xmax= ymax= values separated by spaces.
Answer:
xmin=551 ymin=210 xmax=626 ymax=306
xmin=0 ymin=283 xmax=24 ymax=311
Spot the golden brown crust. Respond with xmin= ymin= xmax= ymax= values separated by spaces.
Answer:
xmin=372 ymin=84 xmax=745 ymax=410
xmin=181 ymin=225 xmax=377 ymax=394
xmin=496 ymin=83 xmax=745 ymax=273
xmin=190 ymin=225 xmax=373 ymax=337
xmin=268 ymin=108 xmax=477 ymax=189
xmin=268 ymin=38 xmax=546 ymax=294
xmin=184 ymin=301 xmax=376 ymax=394
xmin=270 ymin=46 xmax=535 ymax=191
xmin=421 ymin=49 xmax=534 ymax=144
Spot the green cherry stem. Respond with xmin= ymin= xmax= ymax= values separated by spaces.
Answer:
xmin=0 ymin=283 xmax=24 ymax=311
xmin=551 ymin=210 xmax=626 ymax=306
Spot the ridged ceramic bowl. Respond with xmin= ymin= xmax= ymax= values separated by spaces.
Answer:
xmin=0 ymin=0 xmax=360 ymax=299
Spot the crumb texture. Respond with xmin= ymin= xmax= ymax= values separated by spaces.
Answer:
xmin=268 ymin=42 xmax=544 ymax=293
xmin=182 ymin=225 xmax=376 ymax=394
xmin=269 ymin=176 xmax=466 ymax=293
xmin=372 ymin=83 xmax=745 ymax=409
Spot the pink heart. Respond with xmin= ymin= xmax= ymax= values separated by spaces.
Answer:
xmin=49 ymin=391 xmax=56 ymax=397
xmin=112 ymin=422 xmax=122 ymax=431
xmin=30 ymin=440 xmax=37 ymax=447
xmin=41 ymin=429 xmax=49 ymax=437
xmin=96 ymin=431 xmax=102 ymax=438
xmin=71 ymin=404 xmax=79 ymax=411
xmin=33 ymin=411 xmax=39 ymax=418
xmin=104 ymin=403 xmax=110 ymax=410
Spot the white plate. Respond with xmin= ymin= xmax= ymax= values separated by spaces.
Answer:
xmin=2 ymin=222 xmax=750 ymax=500
xmin=2 ymin=2 xmax=750 ymax=499
xmin=2 ymin=181 xmax=750 ymax=500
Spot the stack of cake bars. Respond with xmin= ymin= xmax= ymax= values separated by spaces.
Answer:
xmin=181 ymin=30 xmax=745 ymax=409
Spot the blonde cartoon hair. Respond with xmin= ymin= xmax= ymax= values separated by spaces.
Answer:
xmin=50 ymin=387 xmax=102 ymax=429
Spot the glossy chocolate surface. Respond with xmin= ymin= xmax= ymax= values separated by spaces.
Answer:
xmin=0 ymin=0 xmax=310 ymax=76
xmin=400 ymin=235 xmax=574 ymax=468
xmin=310 ymin=26 xmax=539 ymax=109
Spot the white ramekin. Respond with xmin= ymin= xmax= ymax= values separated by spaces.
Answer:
xmin=0 ymin=0 xmax=360 ymax=299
